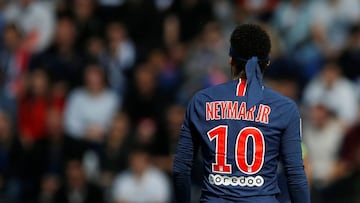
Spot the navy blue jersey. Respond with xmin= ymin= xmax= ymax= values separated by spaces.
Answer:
xmin=173 ymin=79 xmax=310 ymax=203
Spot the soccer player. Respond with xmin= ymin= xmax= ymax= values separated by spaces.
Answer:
xmin=173 ymin=24 xmax=310 ymax=203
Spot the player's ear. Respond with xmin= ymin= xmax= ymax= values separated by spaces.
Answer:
xmin=229 ymin=57 xmax=234 ymax=66
xmin=266 ymin=60 xmax=271 ymax=67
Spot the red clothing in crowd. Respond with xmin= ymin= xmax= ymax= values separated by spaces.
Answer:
xmin=50 ymin=95 xmax=66 ymax=113
xmin=237 ymin=0 xmax=279 ymax=12
xmin=18 ymin=96 xmax=48 ymax=141
xmin=339 ymin=124 xmax=360 ymax=168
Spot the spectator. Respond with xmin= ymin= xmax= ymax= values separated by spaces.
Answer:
xmin=303 ymin=103 xmax=345 ymax=186
xmin=37 ymin=174 xmax=60 ymax=203
xmin=212 ymin=0 xmax=234 ymax=31
xmin=4 ymin=0 xmax=55 ymax=52
xmin=303 ymin=61 xmax=358 ymax=126
xmin=260 ymin=23 xmax=301 ymax=85
xmin=337 ymin=122 xmax=360 ymax=175
xmin=171 ymin=0 xmax=214 ymax=43
xmin=272 ymin=0 xmax=312 ymax=51
xmin=18 ymin=68 xmax=50 ymax=142
xmin=321 ymin=125 xmax=360 ymax=203
xmin=291 ymin=23 xmax=325 ymax=83
xmin=49 ymin=80 xmax=67 ymax=114
xmin=155 ymin=45 xmax=185 ymax=102
xmin=303 ymin=102 xmax=346 ymax=202
xmin=33 ymin=108 xmax=84 ymax=203
xmin=112 ymin=146 xmax=170 ymax=203
xmin=55 ymin=159 xmax=104 ymax=203
xmin=86 ymin=36 xmax=106 ymax=64
xmin=98 ymin=0 xmax=125 ymax=22
xmin=103 ymin=22 xmax=135 ymax=98
xmin=154 ymin=0 xmax=174 ymax=12
xmin=0 ymin=111 xmax=19 ymax=202
xmin=32 ymin=108 xmax=83 ymax=178
xmin=72 ymin=0 xmax=103 ymax=49
xmin=99 ymin=112 xmax=131 ymax=187
xmin=131 ymin=117 xmax=164 ymax=157
xmin=119 ymin=0 xmax=162 ymax=52
xmin=310 ymin=0 xmax=360 ymax=55
xmin=6 ymin=111 xmax=43 ymax=202
xmin=162 ymin=14 xmax=181 ymax=48
xmin=339 ymin=24 xmax=360 ymax=81
xmin=123 ymin=64 xmax=165 ymax=126
xmin=180 ymin=21 xmax=229 ymax=102
xmin=30 ymin=16 xmax=85 ymax=89
xmin=0 ymin=1 xmax=6 ymax=44
xmin=64 ymin=63 xmax=119 ymax=142
xmin=0 ymin=24 xmax=29 ymax=122
xmin=236 ymin=0 xmax=279 ymax=21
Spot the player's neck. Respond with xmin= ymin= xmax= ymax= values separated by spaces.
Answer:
xmin=232 ymin=69 xmax=246 ymax=80
xmin=233 ymin=73 xmax=247 ymax=80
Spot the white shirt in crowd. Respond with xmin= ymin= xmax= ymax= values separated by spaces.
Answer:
xmin=112 ymin=167 xmax=171 ymax=203
xmin=303 ymin=118 xmax=345 ymax=186
xmin=303 ymin=77 xmax=358 ymax=125
xmin=64 ymin=88 xmax=119 ymax=139
xmin=4 ymin=1 xmax=55 ymax=53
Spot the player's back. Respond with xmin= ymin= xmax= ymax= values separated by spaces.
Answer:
xmin=188 ymin=79 xmax=301 ymax=202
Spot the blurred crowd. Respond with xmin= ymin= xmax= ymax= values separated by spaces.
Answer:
xmin=0 ymin=0 xmax=359 ymax=203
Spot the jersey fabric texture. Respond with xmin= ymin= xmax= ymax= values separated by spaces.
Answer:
xmin=173 ymin=79 xmax=310 ymax=203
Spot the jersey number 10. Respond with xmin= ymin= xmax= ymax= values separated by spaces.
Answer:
xmin=207 ymin=125 xmax=265 ymax=175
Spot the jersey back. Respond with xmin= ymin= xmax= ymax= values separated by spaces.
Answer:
xmin=187 ymin=79 xmax=302 ymax=202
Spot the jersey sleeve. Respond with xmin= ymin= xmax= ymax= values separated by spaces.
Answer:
xmin=172 ymin=97 xmax=200 ymax=203
xmin=281 ymin=104 xmax=311 ymax=203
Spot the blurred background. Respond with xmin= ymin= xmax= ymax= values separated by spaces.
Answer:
xmin=0 ymin=0 xmax=359 ymax=203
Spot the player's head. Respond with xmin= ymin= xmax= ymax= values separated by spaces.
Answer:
xmin=230 ymin=24 xmax=271 ymax=78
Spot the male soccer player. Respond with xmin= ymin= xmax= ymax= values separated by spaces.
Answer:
xmin=173 ymin=24 xmax=310 ymax=203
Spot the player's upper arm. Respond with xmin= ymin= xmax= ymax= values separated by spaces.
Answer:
xmin=281 ymin=103 xmax=302 ymax=164
xmin=172 ymin=95 xmax=201 ymax=203
xmin=280 ymin=102 xmax=310 ymax=203
xmin=173 ymin=96 xmax=200 ymax=172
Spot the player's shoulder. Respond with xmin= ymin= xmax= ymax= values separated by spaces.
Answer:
xmin=192 ymin=81 xmax=236 ymax=101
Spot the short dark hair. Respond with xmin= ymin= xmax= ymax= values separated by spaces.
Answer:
xmin=230 ymin=24 xmax=271 ymax=75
